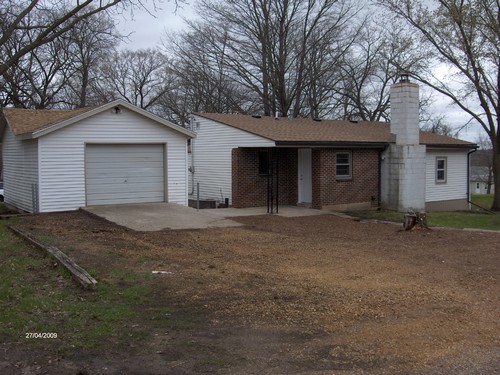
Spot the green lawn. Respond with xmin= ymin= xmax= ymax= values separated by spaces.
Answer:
xmin=471 ymin=194 xmax=494 ymax=210
xmin=349 ymin=201 xmax=500 ymax=231
xmin=426 ymin=211 xmax=499 ymax=230
xmin=0 ymin=221 xmax=182 ymax=353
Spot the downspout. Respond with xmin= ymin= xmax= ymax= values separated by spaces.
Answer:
xmin=189 ymin=117 xmax=196 ymax=195
xmin=467 ymin=147 xmax=478 ymax=208
xmin=276 ymin=148 xmax=280 ymax=214
xmin=378 ymin=149 xmax=382 ymax=209
xmin=378 ymin=145 xmax=389 ymax=209
xmin=190 ymin=144 xmax=195 ymax=195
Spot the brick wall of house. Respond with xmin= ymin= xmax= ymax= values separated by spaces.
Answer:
xmin=311 ymin=149 xmax=380 ymax=209
xmin=232 ymin=148 xmax=297 ymax=208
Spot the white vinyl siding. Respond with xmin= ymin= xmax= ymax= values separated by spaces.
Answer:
xmin=38 ymin=108 xmax=189 ymax=212
xmin=2 ymin=127 xmax=39 ymax=212
xmin=85 ymin=144 xmax=165 ymax=205
xmin=425 ymin=149 xmax=468 ymax=202
xmin=191 ymin=116 xmax=275 ymax=204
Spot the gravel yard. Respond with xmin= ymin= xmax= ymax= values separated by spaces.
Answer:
xmin=5 ymin=210 xmax=500 ymax=374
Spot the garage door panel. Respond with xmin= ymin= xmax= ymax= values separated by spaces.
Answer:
xmin=86 ymin=195 xmax=164 ymax=205
xmin=85 ymin=176 xmax=164 ymax=187
xmin=86 ymin=167 xmax=164 ymax=179
xmin=85 ymin=144 xmax=165 ymax=206
xmin=86 ymin=154 xmax=163 ymax=162
xmin=86 ymin=181 xmax=164 ymax=195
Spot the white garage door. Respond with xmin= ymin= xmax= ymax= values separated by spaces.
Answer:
xmin=85 ymin=144 xmax=165 ymax=206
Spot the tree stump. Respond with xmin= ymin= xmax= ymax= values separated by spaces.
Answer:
xmin=403 ymin=211 xmax=428 ymax=231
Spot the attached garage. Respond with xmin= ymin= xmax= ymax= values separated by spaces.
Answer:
xmin=1 ymin=100 xmax=194 ymax=213
xmin=85 ymin=144 xmax=166 ymax=206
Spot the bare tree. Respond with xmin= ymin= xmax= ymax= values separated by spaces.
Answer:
xmin=377 ymin=0 xmax=500 ymax=210
xmin=0 ymin=0 xmax=188 ymax=81
xmin=92 ymin=48 xmax=173 ymax=113
xmin=1 ymin=34 xmax=73 ymax=108
xmin=61 ymin=12 xmax=122 ymax=108
xmin=420 ymin=115 xmax=456 ymax=137
xmin=1 ymin=9 xmax=122 ymax=109
xmin=0 ymin=0 xmax=127 ymax=78
xmin=189 ymin=0 xmax=361 ymax=117
xmin=163 ymin=24 xmax=258 ymax=125
xmin=336 ymin=22 xmax=430 ymax=122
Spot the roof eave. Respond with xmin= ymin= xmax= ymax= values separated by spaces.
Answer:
xmin=192 ymin=113 xmax=275 ymax=142
xmin=423 ymin=143 xmax=478 ymax=149
xmin=275 ymin=141 xmax=390 ymax=148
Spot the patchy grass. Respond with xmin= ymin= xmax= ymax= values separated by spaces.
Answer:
xmin=4 ymin=210 xmax=500 ymax=374
xmin=0 ymin=221 xmax=196 ymax=354
xmin=350 ymin=209 xmax=499 ymax=231
xmin=0 ymin=203 xmax=17 ymax=215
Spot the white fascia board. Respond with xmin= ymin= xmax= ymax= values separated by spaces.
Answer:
xmin=30 ymin=99 xmax=196 ymax=139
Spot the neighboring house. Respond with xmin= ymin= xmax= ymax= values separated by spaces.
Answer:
xmin=1 ymin=99 xmax=194 ymax=213
xmin=469 ymin=150 xmax=494 ymax=195
xmin=470 ymin=169 xmax=494 ymax=195
xmin=189 ymin=78 xmax=477 ymax=212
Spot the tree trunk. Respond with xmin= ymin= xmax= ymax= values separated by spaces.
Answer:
xmin=78 ymin=67 xmax=89 ymax=108
xmin=487 ymin=166 xmax=493 ymax=195
xmin=492 ymin=139 xmax=500 ymax=210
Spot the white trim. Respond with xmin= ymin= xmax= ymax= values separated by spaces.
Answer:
xmin=336 ymin=151 xmax=352 ymax=179
xmin=29 ymin=100 xmax=195 ymax=139
xmin=436 ymin=156 xmax=447 ymax=184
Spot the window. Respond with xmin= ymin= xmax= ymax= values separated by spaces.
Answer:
xmin=476 ymin=182 xmax=480 ymax=189
xmin=436 ymin=157 xmax=447 ymax=183
xmin=259 ymin=150 xmax=270 ymax=175
xmin=336 ymin=152 xmax=351 ymax=179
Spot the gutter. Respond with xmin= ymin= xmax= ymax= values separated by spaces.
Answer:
xmin=275 ymin=141 xmax=389 ymax=149
xmin=424 ymin=143 xmax=478 ymax=149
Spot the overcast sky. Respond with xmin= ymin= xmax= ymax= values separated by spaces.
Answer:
xmin=116 ymin=1 xmax=194 ymax=49
xmin=115 ymin=1 xmax=485 ymax=143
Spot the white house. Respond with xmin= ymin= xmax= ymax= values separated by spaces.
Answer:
xmin=188 ymin=78 xmax=477 ymax=212
xmin=1 ymin=100 xmax=194 ymax=213
xmin=469 ymin=150 xmax=494 ymax=195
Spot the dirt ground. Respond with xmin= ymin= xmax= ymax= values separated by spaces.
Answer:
xmin=4 ymin=210 xmax=500 ymax=374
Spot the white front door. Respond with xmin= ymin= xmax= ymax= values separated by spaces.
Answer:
xmin=298 ymin=148 xmax=312 ymax=204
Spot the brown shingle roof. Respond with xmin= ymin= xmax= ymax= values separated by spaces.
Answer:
xmin=195 ymin=113 xmax=475 ymax=147
xmin=2 ymin=107 xmax=94 ymax=136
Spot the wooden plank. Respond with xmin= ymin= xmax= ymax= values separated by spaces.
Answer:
xmin=7 ymin=225 xmax=97 ymax=290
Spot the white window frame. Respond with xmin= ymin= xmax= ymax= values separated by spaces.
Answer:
xmin=336 ymin=151 xmax=352 ymax=180
xmin=436 ymin=157 xmax=447 ymax=183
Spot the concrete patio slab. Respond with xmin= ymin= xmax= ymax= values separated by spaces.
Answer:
xmin=84 ymin=203 xmax=330 ymax=231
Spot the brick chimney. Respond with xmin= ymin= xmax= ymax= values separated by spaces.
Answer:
xmin=381 ymin=73 xmax=426 ymax=211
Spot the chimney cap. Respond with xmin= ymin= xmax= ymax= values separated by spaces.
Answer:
xmin=399 ymin=71 xmax=410 ymax=83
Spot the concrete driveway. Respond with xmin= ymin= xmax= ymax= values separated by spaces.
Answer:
xmin=84 ymin=203 xmax=330 ymax=231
